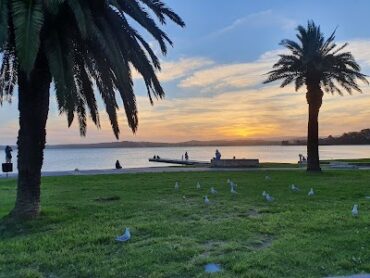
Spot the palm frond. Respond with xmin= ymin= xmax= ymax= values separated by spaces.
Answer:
xmin=11 ymin=0 xmax=44 ymax=75
xmin=0 ymin=0 xmax=9 ymax=49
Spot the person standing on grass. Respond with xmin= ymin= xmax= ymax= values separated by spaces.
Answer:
xmin=5 ymin=145 xmax=12 ymax=163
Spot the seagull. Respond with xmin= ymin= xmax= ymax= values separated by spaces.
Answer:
xmin=265 ymin=175 xmax=271 ymax=181
xmin=265 ymin=194 xmax=274 ymax=202
xmin=229 ymin=182 xmax=238 ymax=191
xmin=229 ymin=181 xmax=235 ymax=188
xmin=308 ymin=188 xmax=315 ymax=196
xmin=231 ymin=187 xmax=237 ymax=194
xmin=352 ymin=204 xmax=359 ymax=217
xmin=204 ymin=195 xmax=210 ymax=205
xmin=291 ymin=184 xmax=300 ymax=192
xmin=175 ymin=182 xmax=179 ymax=190
xmin=210 ymin=187 xmax=218 ymax=194
xmin=196 ymin=182 xmax=201 ymax=189
xmin=262 ymin=191 xmax=267 ymax=197
xmin=115 ymin=227 xmax=131 ymax=242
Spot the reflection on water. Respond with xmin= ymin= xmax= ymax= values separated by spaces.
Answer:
xmin=5 ymin=145 xmax=370 ymax=172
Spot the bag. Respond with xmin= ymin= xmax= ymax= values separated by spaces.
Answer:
xmin=2 ymin=163 xmax=13 ymax=173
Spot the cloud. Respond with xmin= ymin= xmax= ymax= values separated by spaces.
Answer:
xmin=345 ymin=40 xmax=370 ymax=71
xmin=178 ymin=38 xmax=370 ymax=94
xmin=179 ymin=50 xmax=285 ymax=92
xmin=132 ymin=57 xmax=214 ymax=82
xmin=211 ymin=10 xmax=296 ymax=38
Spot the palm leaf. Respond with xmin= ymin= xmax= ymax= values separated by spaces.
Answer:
xmin=0 ymin=0 xmax=9 ymax=49
xmin=12 ymin=0 xmax=44 ymax=75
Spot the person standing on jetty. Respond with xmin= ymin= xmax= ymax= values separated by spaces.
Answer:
xmin=185 ymin=152 xmax=189 ymax=161
xmin=5 ymin=145 xmax=12 ymax=163
xmin=215 ymin=149 xmax=221 ymax=160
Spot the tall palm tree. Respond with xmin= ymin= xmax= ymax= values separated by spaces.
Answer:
xmin=264 ymin=21 xmax=368 ymax=172
xmin=0 ymin=0 xmax=185 ymax=219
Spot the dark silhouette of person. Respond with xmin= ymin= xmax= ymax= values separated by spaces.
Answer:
xmin=115 ymin=160 xmax=123 ymax=169
xmin=215 ymin=149 xmax=221 ymax=160
xmin=185 ymin=152 xmax=189 ymax=160
xmin=5 ymin=145 xmax=12 ymax=163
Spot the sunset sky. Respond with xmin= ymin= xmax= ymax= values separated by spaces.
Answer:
xmin=2 ymin=0 xmax=370 ymax=144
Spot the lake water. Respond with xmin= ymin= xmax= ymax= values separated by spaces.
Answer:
xmin=4 ymin=145 xmax=370 ymax=172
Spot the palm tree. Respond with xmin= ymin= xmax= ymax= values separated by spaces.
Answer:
xmin=264 ymin=21 xmax=368 ymax=172
xmin=0 ymin=0 xmax=185 ymax=219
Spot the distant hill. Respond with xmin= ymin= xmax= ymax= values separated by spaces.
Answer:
xmin=2 ymin=128 xmax=370 ymax=150
xmin=45 ymin=139 xmax=280 ymax=149
xmin=282 ymin=128 xmax=370 ymax=145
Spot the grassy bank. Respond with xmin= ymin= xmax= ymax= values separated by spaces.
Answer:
xmin=0 ymin=170 xmax=369 ymax=277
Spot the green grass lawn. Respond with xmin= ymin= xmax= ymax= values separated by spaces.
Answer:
xmin=0 ymin=170 xmax=369 ymax=277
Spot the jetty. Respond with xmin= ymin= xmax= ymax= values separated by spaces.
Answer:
xmin=149 ymin=157 xmax=260 ymax=168
xmin=149 ymin=158 xmax=210 ymax=166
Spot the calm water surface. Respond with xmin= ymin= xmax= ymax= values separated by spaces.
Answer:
xmin=6 ymin=145 xmax=370 ymax=172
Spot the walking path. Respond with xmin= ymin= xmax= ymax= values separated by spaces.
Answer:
xmin=1 ymin=166 xmax=369 ymax=179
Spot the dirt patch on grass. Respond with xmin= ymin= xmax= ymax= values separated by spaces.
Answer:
xmin=238 ymin=208 xmax=263 ymax=219
xmin=198 ymin=240 xmax=230 ymax=259
xmin=250 ymin=235 xmax=274 ymax=250
xmin=94 ymin=196 xmax=121 ymax=202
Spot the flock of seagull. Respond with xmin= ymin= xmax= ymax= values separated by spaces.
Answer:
xmin=115 ymin=175 xmax=362 ymax=242
xmin=176 ymin=177 xmax=319 ymax=205
xmin=176 ymin=176 xmax=360 ymax=218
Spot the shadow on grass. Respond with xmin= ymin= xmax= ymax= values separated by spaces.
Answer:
xmin=0 ymin=211 xmax=64 ymax=239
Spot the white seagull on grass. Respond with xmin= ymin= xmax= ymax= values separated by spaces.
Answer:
xmin=265 ymin=194 xmax=274 ymax=202
xmin=308 ymin=188 xmax=315 ymax=196
xmin=352 ymin=204 xmax=359 ymax=217
xmin=291 ymin=184 xmax=300 ymax=192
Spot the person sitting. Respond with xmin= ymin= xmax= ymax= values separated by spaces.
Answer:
xmin=115 ymin=160 xmax=123 ymax=169
xmin=215 ymin=149 xmax=221 ymax=160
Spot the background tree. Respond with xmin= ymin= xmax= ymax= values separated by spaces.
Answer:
xmin=264 ymin=21 xmax=368 ymax=172
xmin=0 ymin=0 xmax=185 ymax=219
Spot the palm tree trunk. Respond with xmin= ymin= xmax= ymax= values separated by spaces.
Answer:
xmin=10 ymin=53 xmax=51 ymax=219
xmin=306 ymin=89 xmax=323 ymax=172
